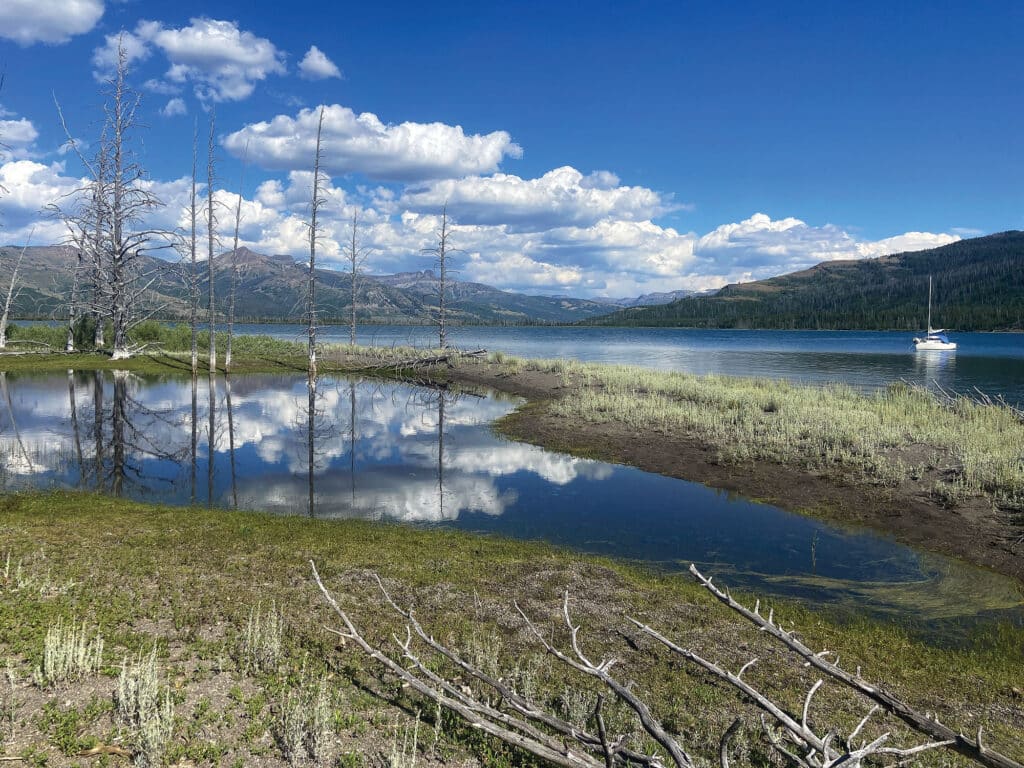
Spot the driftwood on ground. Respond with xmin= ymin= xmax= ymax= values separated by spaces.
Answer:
xmin=311 ymin=561 xmax=1019 ymax=768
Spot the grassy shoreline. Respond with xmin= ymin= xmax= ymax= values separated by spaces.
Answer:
xmin=1 ymin=491 xmax=1022 ymax=766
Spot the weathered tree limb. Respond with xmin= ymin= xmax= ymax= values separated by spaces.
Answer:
xmin=380 ymin=348 xmax=487 ymax=370
xmin=370 ymin=574 xmax=662 ymax=767
xmin=517 ymin=593 xmax=695 ymax=768
xmin=311 ymin=561 xmax=1015 ymax=768
xmin=310 ymin=561 xmax=612 ymax=768
xmin=686 ymin=564 xmax=1022 ymax=768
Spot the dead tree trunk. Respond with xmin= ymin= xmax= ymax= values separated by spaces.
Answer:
xmin=346 ymin=208 xmax=369 ymax=346
xmin=312 ymin=564 xmax=1020 ymax=768
xmin=225 ymin=152 xmax=245 ymax=373
xmin=307 ymin=106 xmax=326 ymax=378
xmin=421 ymin=204 xmax=454 ymax=350
xmin=206 ymin=111 xmax=217 ymax=374
xmin=189 ymin=119 xmax=199 ymax=375
xmin=57 ymin=37 xmax=165 ymax=359
xmin=65 ymin=250 xmax=83 ymax=352
xmin=0 ymin=242 xmax=26 ymax=349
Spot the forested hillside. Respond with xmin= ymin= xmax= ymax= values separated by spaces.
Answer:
xmin=588 ymin=231 xmax=1024 ymax=330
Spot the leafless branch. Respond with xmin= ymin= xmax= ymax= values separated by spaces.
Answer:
xmin=686 ymin=564 xmax=1019 ymax=768
xmin=309 ymin=561 xmax=615 ymax=768
xmin=311 ymin=562 xmax=1016 ymax=768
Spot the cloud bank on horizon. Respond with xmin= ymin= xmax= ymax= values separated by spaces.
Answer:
xmin=0 ymin=2 xmax=963 ymax=299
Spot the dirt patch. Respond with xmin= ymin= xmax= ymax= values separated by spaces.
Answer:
xmin=442 ymin=364 xmax=1024 ymax=585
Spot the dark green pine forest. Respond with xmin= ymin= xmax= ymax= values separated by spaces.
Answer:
xmin=588 ymin=231 xmax=1024 ymax=331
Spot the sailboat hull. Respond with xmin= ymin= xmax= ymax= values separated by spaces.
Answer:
xmin=914 ymin=338 xmax=957 ymax=351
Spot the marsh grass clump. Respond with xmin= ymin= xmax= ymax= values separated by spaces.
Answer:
xmin=115 ymin=649 xmax=175 ymax=768
xmin=2 ymin=550 xmax=69 ymax=597
xmin=273 ymin=674 xmax=332 ymax=766
xmin=241 ymin=601 xmax=284 ymax=674
xmin=387 ymin=712 xmax=420 ymax=768
xmin=1 ymin=659 xmax=16 ymax=750
xmin=33 ymin=617 xmax=104 ymax=687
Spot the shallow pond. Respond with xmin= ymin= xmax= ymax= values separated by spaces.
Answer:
xmin=1 ymin=370 xmax=1020 ymax=632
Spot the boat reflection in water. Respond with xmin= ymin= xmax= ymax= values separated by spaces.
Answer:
xmin=1 ymin=370 xmax=1021 ymax=630
xmin=913 ymin=346 xmax=957 ymax=383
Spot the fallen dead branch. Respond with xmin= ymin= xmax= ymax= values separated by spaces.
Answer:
xmin=77 ymin=744 xmax=131 ymax=757
xmin=684 ymin=563 xmax=1021 ymax=768
xmin=378 ymin=347 xmax=487 ymax=371
xmin=310 ymin=561 xmax=1015 ymax=768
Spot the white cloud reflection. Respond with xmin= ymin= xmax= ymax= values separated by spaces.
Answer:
xmin=0 ymin=372 xmax=610 ymax=522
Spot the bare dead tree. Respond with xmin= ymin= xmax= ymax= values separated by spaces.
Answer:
xmin=206 ymin=110 xmax=218 ymax=374
xmin=307 ymin=106 xmax=326 ymax=378
xmin=345 ymin=208 xmax=371 ymax=346
xmin=64 ymin=248 xmax=83 ymax=352
xmin=189 ymin=119 xmax=200 ymax=375
xmin=54 ymin=38 xmax=168 ymax=359
xmin=0 ymin=73 xmax=7 ymax=197
xmin=421 ymin=203 xmax=455 ymax=350
xmin=311 ymin=563 xmax=1019 ymax=768
xmin=0 ymin=239 xmax=28 ymax=349
xmin=225 ymin=145 xmax=246 ymax=373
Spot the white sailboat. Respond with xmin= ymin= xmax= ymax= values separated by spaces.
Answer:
xmin=913 ymin=276 xmax=956 ymax=351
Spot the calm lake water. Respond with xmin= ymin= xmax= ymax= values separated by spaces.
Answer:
xmin=235 ymin=324 xmax=1024 ymax=406
xmin=2 ymin=370 xmax=1020 ymax=632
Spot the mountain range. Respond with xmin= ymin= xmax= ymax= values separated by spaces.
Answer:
xmin=4 ymin=232 xmax=1023 ymax=330
xmin=0 ymin=245 xmax=638 ymax=325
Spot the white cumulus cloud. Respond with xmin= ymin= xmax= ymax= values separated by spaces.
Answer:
xmin=0 ymin=117 xmax=40 ymax=160
xmin=91 ymin=22 xmax=158 ymax=76
xmin=223 ymin=104 xmax=522 ymax=182
xmin=692 ymin=213 xmax=961 ymax=283
xmin=0 ymin=0 xmax=104 ymax=45
xmin=91 ymin=18 xmax=286 ymax=102
xmin=400 ymin=166 xmax=678 ymax=232
xmin=298 ymin=46 xmax=342 ymax=80
xmin=0 ymin=160 xmax=85 ymax=243
xmin=160 ymin=98 xmax=187 ymax=118
xmin=0 ymin=146 xmax=963 ymax=301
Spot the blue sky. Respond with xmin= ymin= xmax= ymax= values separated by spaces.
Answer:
xmin=0 ymin=0 xmax=1021 ymax=298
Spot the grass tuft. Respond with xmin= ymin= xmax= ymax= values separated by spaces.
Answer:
xmin=115 ymin=648 xmax=175 ymax=768
xmin=241 ymin=601 xmax=285 ymax=675
xmin=33 ymin=617 xmax=104 ymax=687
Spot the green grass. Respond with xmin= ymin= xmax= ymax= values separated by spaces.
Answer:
xmin=475 ymin=354 xmax=1024 ymax=510
xmin=0 ymin=491 xmax=1022 ymax=765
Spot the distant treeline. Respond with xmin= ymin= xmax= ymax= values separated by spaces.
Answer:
xmin=586 ymin=231 xmax=1024 ymax=331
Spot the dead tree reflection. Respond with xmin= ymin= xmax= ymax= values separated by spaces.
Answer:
xmin=78 ymin=370 xmax=189 ymax=497
xmin=348 ymin=379 xmax=357 ymax=511
xmin=225 ymin=375 xmax=238 ymax=509
xmin=207 ymin=372 xmax=216 ymax=508
xmin=0 ymin=372 xmax=35 ymax=485
xmin=409 ymin=386 xmax=464 ymax=522
xmin=67 ymin=371 xmax=85 ymax=485
xmin=297 ymin=373 xmax=339 ymax=518
xmin=190 ymin=374 xmax=198 ymax=504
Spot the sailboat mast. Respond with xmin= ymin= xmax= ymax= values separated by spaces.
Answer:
xmin=927 ymin=275 xmax=932 ymax=332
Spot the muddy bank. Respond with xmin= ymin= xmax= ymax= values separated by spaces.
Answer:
xmin=438 ymin=362 xmax=1024 ymax=585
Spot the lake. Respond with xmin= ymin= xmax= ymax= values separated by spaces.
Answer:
xmin=235 ymin=324 xmax=1024 ymax=406
xmin=2 ymin=369 xmax=1020 ymax=634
